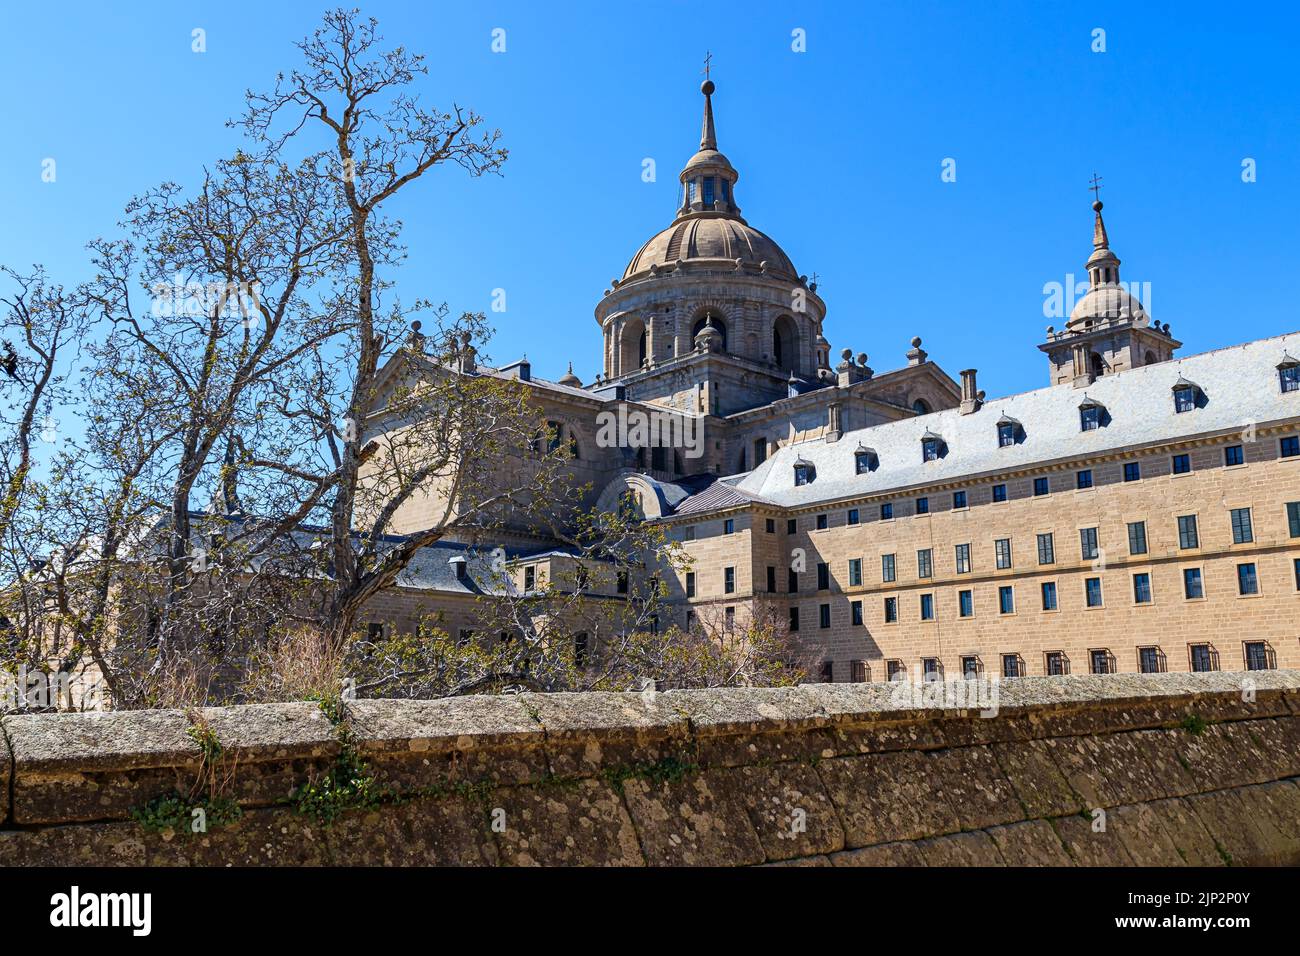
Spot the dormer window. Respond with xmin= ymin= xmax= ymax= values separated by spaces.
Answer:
xmin=1171 ymin=376 xmax=1200 ymax=413
xmin=854 ymin=444 xmax=878 ymax=474
xmin=920 ymin=430 xmax=944 ymax=462
xmin=1279 ymin=353 xmax=1300 ymax=393
xmin=793 ymin=457 xmax=814 ymax=486
xmin=996 ymin=414 xmax=1021 ymax=448
xmin=1079 ymin=395 xmax=1105 ymax=431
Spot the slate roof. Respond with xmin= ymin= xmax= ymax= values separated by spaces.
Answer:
xmin=665 ymin=473 xmax=770 ymax=516
xmin=732 ymin=331 xmax=1300 ymax=508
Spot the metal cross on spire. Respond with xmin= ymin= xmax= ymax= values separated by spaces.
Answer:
xmin=702 ymin=50 xmax=713 ymax=81
xmin=1088 ymin=171 xmax=1104 ymax=202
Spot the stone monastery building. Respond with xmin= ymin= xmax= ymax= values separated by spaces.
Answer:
xmin=371 ymin=78 xmax=1300 ymax=681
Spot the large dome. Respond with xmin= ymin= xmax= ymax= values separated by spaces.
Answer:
xmin=623 ymin=215 xmax=797 ymax=281
xmin=1069 ymin=285 xmax=1148 ymax=327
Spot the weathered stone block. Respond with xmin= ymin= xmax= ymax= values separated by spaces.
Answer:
xmin=197 ymin=702 xmax=340 ymax=808
xmin=524 ymin=691 xmax=691 ymax=778
xmin=1110 ymin=802 xmax=1188 ymax=866
xmin=927 ymin=746 xmax=1023 ymax=830
xmin=621 ymin=769 xmax=764 ymax=866
xmin=986 ymin=820 xmax=1073 ymax=866
xmin=324 ymin=795 xmax=497 ymax=866
xmin=0 ymin=720 xmax=11 ymax=823
xmin=916 ymin=830 xmax=1004 ymax=866
xmin=144 ymin=806 xmax=328 ymax=866
xmin=667 ymin=686 xmax=829 ymax=767
xmin=1143 ymin=797 xmax=1224 ymax=866
xmin=493 ymin=778 xmax=643 ymax=866
xmin=815 ymin=750 xmax=959 ymax=847
xmin=347 ymin=697 xmax=547 ymax=789
xmin=0 ymin=821 xmax=148 ymax=866
xmin=829 ymin=841 xmax=926 ymax=866
xmin=6 ymin=710 xmax=200 ymax=824
xmin=716 ymin=762 xmax=844 ymax=861
xmin=1052 ymin=813 xmax=1135 ymax=866
xmin=991 ymin=738 xmax=1081 ymax=818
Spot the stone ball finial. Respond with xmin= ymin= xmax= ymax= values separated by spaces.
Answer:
xmin=841 ymin=348 xmax=853 ymax=362
xmin=1046 ymin=325 xmax=1055 ymax=335
xmin=701 ymin=79 xmax=715 ymax=95
xmin=857 ymin=352 xmax=869 ymax=366
xmin=976 ymin=389 xmax=986 ymax=401
xmin=411 ymin=320 xmax=422 ymax=333
xmin=1093 ymin=200 xmax=1103 ymax=212
xmin=911 ymin=336 xmax=922 ymax=348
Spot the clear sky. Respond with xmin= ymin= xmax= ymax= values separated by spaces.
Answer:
xmin=3 ymin=0 xmax=1299 ymax=401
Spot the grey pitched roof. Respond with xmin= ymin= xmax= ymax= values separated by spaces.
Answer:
xmin=735 ymin=331 xmax=1300 ymax=508
xmin=667 ymin=474 xmax=770 ymax=516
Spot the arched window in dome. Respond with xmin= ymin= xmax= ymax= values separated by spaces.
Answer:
xmin=772 ymin=315 xmax=797 ymax=372
xmin=702 ymin=177 xmax=715 ymax=207
xmin=692 ymin=314 xmax=727 ymax=351
xmin=638 ymin=329 xmax=647 ymax=367
xmin=618 ymin=317 xmax=647 ymax=375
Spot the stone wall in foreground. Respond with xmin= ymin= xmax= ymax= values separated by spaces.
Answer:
xmin=1 ymin=672 xmax=1299 ymax=866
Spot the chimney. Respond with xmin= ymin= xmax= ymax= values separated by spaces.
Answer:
xmin=1071 ymin=342 xmax=1093 ymax=388
xmin=959 ymin=369 xmax=981 ymax=415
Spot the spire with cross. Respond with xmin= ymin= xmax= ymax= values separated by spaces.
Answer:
xmin=702 ymin=50 xmax=712 ymax=82
xmin=1088 ymin=171 xmax=1104 ymax=204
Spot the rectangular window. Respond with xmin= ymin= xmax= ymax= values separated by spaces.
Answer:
xmin=1127 ymin=521 xmax=1147 ymax=556
xmin=1076 ymin=469 xmax=1093 ymax=490
xmin=723 ymin=607 xmax=734 ymax=632
xmin=684 ymin=525 xmax=696 ymax=541
xmin=1045 ymin=651 xmax=1067 ymax=675
xmin=916 ymin=496 xmax=930 ymax=515
xmin=1281 ymin=366 xmax=1300 ymax=393
xmin=787 ymin=569 xmax=798 ymax=593
xmin=765 ymin=518 xmax=776 ymax=533
xmin=724 ymin=567 xmax=735 ymax=594
xmin=1282 ymin=436 xmax=1300 ymax=458
xmin=880 ymin=501 xmax=893 ymax=520
xmin=1041 ymin=581 xmax=1058 ymax=610
xmin=1224 ymin=444 xmax=1244 ymax=466
xmin=789 ymin=607 xmax=799 ymax=632
xmin=819 ymin=603 xmax=831 ymax=629
xmin=922 ymin=657 xmax=940 ymax=680
xmin=1183 ymin=567 xmax=1204 ymax=599
xmin=886 ymin=659 xmax=905 ymax=681
xmin=819 ymin=660 xmax=833 ymax=682
xmin=1287 ymin=502 xmax=1300 ymax=538
xmin=702 ymin=177 xmax=715 ymax=207
xmin=847 ymin=508 xmax=860 ymax=526
xmin=882 ymin=553 xmax=896 ymax=583
xmin=723 ymin=518 xmax=734 ymax=535
xmin=617 ymin=571 xmax=629 ymax=594
xmin=1002 ymin=654 xmax=1022 ymax=678
xmin=1294 ymin=558 xmax=1300 ymax=591
xmin=1080 ymin=527 xmax=1098 ymax=560
xmin=958 ymin=589 xmax=973 ymax=617
xmin=524 ymin=566 xmax=535 ymax=590
xmin=995 ymin=538 xmax=1012 ymax=569
xmin=1172 ymin=453 xmax=1191 ymax=474
xmin=1124 ymin=461 xmax=1141 ymax=482
xmin=1090 ymin=649 xmax=1112 ymax=674
xmin=1085 ymin=576 xmax=1103 ymax=607
xmin=787 ymin=518 xmax=797 ymax=534
xmin=953 ymin=490 xmax=967 ymax=509
xmin=917 ymin=548 xmax=933 ymax=578
xmin=998 ymin=423 xmax=1015 ymax=447
xmin=1237 ymin=562 xmax=1259 ymax=595
xmin=1245 ymin=641 xmax=1274 ymax=670
xmin=955 ymin=543 xmax=971 ymax=574
xmin=1230 ymin=507 xmax=1253 ymax=544
xmin=851 ymin=600 xmax=863 ymax=626
xmin=992 ymin=483 xmax=1008 ymax=502
xmin=884 ymin=596 xmax=897 ymax=623
xmin=816 ymin=562 xmax=829 ymax=591
xmin=961 ymin=656 xmax=979 ymax=679
xmin=1174 ymin=387 xmax=1196 ymax=413
xmin=850 ymin=660 xmax=867 ymax=683
xmin=1133 ymin=572 xmax=1152 ymax=604
xmin=1190 ymin=644 xmax=1215 ymax=673
xmin=1139 ymin=646 xmax=1163 ymax=673
xmin=1080 ymin=406 xmax=1101 ymax=431
xmin=848 ymin=558 xmax=862 ymax=587
xmin=920 ymin=593 xmax=934 ymax=620
xmin=999 ymin=585 xmax=1015 ymax=614
xmin=1033 ymin=477 xmax=1049 ymax=496
xmin=766 ymin=565 xmax=776 ymax=593
xmin=1037 ymin=532 xmax=1055 ymax=565
xmin=815 ymin=513 xmax=828 ymax=530
xmin=1177 ymin=514 xmax=1199 ymax=549
xmin=685 ymin=571 xmax=696 ymax=598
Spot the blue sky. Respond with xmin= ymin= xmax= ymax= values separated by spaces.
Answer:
xmin=3 ymin=0 xmax=1299 ymax=400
